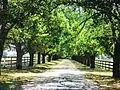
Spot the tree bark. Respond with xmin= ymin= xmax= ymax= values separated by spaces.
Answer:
xmin=113 ymin=39 xmax=120 ymax=79
xmin=37 ymin=52 xmax=41 ymax=64
xmin=48 ymin=54 xmax=52 ymax=62
xmin=16 ymin=43 xmax=23 ymax=69
xmin=0 ymin=0 xmax=9 ymax=75
xmin=29 ymin=52 xmax=34 ymax=66
xmin=42 ymin=54 xmax=46 ymax=64
xmin=52 ymin=54 xmax=59 ymax=60
xmin=87 ymin=56 xmax=91 ymax=66
xmin=0 ymin=0 xmax=8 ymax=60
xmin=0 ymin=39 xmax=5 ymax=75
xmin=90 ymin=55 xmax=95 ymax=68
xmin=0 ymin=39 xmax=5 ymax=61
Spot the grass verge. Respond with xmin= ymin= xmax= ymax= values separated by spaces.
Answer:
xmin=72 ymin=60 xmax=120 ymax=90
xmin=0 ymin=60 xmax=61 ymax=90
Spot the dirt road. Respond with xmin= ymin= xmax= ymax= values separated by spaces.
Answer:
xmin=20 ymin=59 xmax=100 ymax=90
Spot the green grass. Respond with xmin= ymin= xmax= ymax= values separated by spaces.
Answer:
xmin=86 ymin=74 xmax=120 ymax=90
xmin=72 ymin=60 xmax=120 ymax=90
xmin=0 ymin=75 xmax=34 ymax=90
xmin=2 ymin=60 xmax=60 ymax=74
xmin=0 ymin=60 xmax=61 ymax=90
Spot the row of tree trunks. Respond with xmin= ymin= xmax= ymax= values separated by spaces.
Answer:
xmin=15 ymin=51 xmax=53 ymax=69
xmin=29 ymin=52 xmax=53 ymax=66
xmin=37 ymin=53 xmax=53 ymax=64
xmin=72 ymin=55 xmax=95 ymax=69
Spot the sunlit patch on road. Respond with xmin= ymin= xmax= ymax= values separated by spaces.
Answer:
xmin=20 ymin=59 xmax=100 ymax=90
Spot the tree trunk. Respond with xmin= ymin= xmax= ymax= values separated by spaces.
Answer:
xmin=90 ymin=55 xmax=95 ymax=68
xmin=0 ymin=0 xmax=9 ymax=74
xmin=113 ymin=39 xmax=120 ymax=79
xmin=16 ymin=52 xmax=23 ymax=69
xmin=0 ymin=39 xmax=5 ymax=60
xmin=16 ymin=43 xmax=23 ymax=69
xmin=0 ymin=39 xmax=5 ymax=75
xmin=37 ymin=52 xmax=41 ymax=64
xmin=48 ymin=54 xmax=52 ymax=62
xmin=87 ymin=56 xmax=91 ymax=66
xmin=42 ymin=54 xmax=46 ymax=64
xmin=29 ymin=52 xmax=34 ymax=66
xmin=52 ymin=54 xmax=59 ymax=60
xmin=87 ymin=55 xmax=91 ymax=66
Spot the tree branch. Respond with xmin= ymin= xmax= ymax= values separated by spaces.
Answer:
xmin=73 ymin=13 xmax=99 ymax=39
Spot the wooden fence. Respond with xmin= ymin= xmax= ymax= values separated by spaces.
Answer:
xmin=1 ymin=56 xmax=36 ymax=68
xmin=95 ymin=59 xmax=113 ymax=70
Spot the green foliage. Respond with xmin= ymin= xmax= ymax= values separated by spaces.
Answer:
xmin=6 ymin=0 xmax=118 ymax=60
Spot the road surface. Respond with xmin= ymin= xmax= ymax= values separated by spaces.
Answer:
xmin=20 ymin=59 xmax=100 ymax=90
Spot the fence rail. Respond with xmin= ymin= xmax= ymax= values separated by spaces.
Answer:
xmin=1 ymin=56 xmax=36 ymax=68
xmin=95 ymin=59 xmax=113 ymax=70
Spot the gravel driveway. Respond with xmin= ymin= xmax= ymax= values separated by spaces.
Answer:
xmin=20 ymin=59 xmax=100 ymax=90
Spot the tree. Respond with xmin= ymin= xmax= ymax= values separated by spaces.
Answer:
xmin=0 ymin=0 xmax=8 ymax=67
xmin=79 ymin=0 xmax=120 ymax=78
xmin=1 ymin=0 xmax=41 ymax=69
xmin=7 ymin=27 xmax=28 ymax=69
xmin=58 ymin=0 xmax=120 ymax=79
xmin=24 ymin=15 xmax=42 ymax=66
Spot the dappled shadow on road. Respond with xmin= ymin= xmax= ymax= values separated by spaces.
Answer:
xmin=20 ymin=73 xmax=100 ymax=90
xmin=0 ymin=59 xmax=102 ymax=90
xmin=18 ymin=59 xmax=100 ymax=90
xmin=0 ymin=81 xmax=12 ymax=90
xmin=86 ymin=74 xmax=120 ymax=90
xmin=0 ymin=61 xmax=60 ymax=90
xmin=0 ymin=74 xmax=34 ymax=90
xmin=0 ymin=75 xmax=15 ymax=90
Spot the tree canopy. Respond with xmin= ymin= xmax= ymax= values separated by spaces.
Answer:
xmin=1 ymin=0 xmax=120 ymax=78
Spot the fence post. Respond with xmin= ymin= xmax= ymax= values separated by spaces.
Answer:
xmin=105 ymin=61 xmax=106 ymax=70
xmin=24 ymin=57 xmax=25 ymax=66
xmin=99 ymin=60 xmax=101 ymax=67
xmin=11 ymin=57 xmax=12 ymax=68
xmin=102 ymin=61 xmax=104 ymax=69
xmin=109 ymin=62 xmax=111 ymax=70
xmin=95 ymin=59 xmax=113 ymax=71
xmin=27 ymin=57 xmax=28 ymax=66
xmin=3 ymin=58 xmax=6 ymax=68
